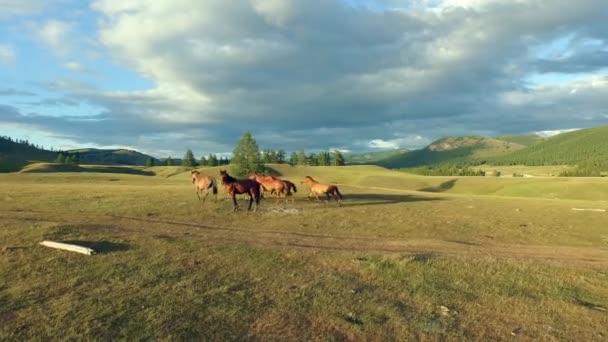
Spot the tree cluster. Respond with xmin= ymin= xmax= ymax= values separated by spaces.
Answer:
xmin=403 ymin=163 xmax=486 ymax=176
xmin=289 ymin=149 xmax=345 ymax=166
xmin=55 ymin=152 xmax=80 ymax=165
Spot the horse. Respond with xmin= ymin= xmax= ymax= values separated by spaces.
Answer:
xmin=219 ymin=170 xmax=261 ymax=211
xmin=264 ymin=175 xmax=297 ymax=195
xmin=191 ymin=170 xmax=218 ymax=203
xmin=249 ymin=173 xmax=289 ymax=200
xmin=301 ymin=176 xmax=343 ymax=206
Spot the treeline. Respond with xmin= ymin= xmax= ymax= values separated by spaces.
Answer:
xmin=402 ymin=163 xmax=486 ymax=176
xmin=288 ymin=150 xmax=346 ymax=166
xmin=0 ymin=136 xmax=53 ymax=152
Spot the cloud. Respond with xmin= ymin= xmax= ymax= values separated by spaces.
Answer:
xmin=0 ymin=44 xmax=15 ymax=64
xmin=63 ymin=61 xmax=83 ymax=72
xmin=4 ymin=0 xmax=608 ymax=157
xmin=0 ymin=0 xmax=46 ymax=18
xmin=31 ymin=20 xmax=73 ymax=56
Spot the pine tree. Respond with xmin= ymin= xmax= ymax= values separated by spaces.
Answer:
xmin=199 ymin=156 xmax=208 ymax=166
xmin=289 ymin=152 xmax=298 ymax=165
xmin=333 ymin=150 xmax=345 ymax=166
xmin=277 ymin=150 xmax=286 ymax=164
xmin=55 ymin=153 xmax=66 ymax=164
xmin=165 ymin=157 xmax=173 ymax=166
xmin=182 ymin=149 xmax=197 ymax=167
xmin=318 ymin=151 xmax=330 ymax=166
xmin=146 ymin=158 xmax=155 ymax=167
xmin=308 ymin=153 xmax=318 ymax=166
xmin=297 ymin=150 xmax=307 ymax=166
xmin=231 ymin=131 xmax=263 ymax=176
xmin=208 ymin=154 xmax=218 ymax=167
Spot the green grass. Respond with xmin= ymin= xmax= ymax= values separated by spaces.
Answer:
xmin=1 ymin=166 xmax=608 ymax=339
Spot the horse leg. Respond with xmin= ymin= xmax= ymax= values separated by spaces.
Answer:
xmin=247 ymin=190 xmax=254 ymax=211
xmin=196 ymin=189 xmax=201 ymax=202
xmin=202 ymin=190 xmax=209 ymax=203
xmin=232 ymin=193 xmax=239 ymax=211
xmin=325 ymin=192 xmax=331 ymax=205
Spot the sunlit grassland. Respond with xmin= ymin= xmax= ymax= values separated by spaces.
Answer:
xmin=1 ymin=166 xmax=607 ymax=340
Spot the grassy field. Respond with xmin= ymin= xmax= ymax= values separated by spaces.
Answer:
xmin=1 ymin=165 xmax=608 ymax=340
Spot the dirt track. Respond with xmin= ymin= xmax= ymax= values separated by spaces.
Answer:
xmin=3 ymin=209 xmax=608 ymax=267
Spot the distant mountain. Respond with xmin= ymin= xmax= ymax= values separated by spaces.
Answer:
xmin=494 ymin=134 xmax=544 ymax=146
xmin=490 ymin=125 xmax=608 ymax=168
xmin=378 ymin=136 xmax=525 ymax=168
xmin=345 ymin=149 xmax=408 ymax=165
xmin=0 ymin=136 xmax=56 ymax=172
xmin=68 ymin=148 xmax=160 ymax=166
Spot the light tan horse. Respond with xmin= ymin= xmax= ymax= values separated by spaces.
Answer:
xmin=302 ymin=176 xmax=343 ymax=206
xmin=191 ymin=170 xmax=218 ymax=203
xmin=264 ymin=175 xmax=297 ymax=195
xmin=249 ymin=173 xmax=288 ymax=200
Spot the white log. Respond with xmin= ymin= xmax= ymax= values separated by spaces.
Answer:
xmin=39 ymin=241 xmax=96 ymax=255
xmin=571 ymin=208 xmax=606 ymax=212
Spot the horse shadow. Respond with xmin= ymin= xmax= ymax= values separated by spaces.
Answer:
xmin=61 ymin=240 xmax=130 ymax=254
xmin=336 ymin=193 xmax=443 ymax=207
xmin=418 ymin=179 xmax=458 ymax=193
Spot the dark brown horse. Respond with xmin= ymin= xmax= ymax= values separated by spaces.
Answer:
xmin=219 ymin=170 xmax=261 ymax=211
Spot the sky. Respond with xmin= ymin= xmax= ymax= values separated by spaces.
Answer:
xmin=0 ymin=0 xmax=607 ymax=158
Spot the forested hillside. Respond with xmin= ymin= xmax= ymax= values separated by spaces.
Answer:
xmin=490 ymin=126 xmax=608 ymax=169
xmin=0 ymin=136 xmax=56 ymax=172
xmin=378 ymin=136 xmax=525 ymax=168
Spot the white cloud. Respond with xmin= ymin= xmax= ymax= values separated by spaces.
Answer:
xmin=0 ymin=44 xmax=15 ymax=64
xmin=4 ymin=0 xmax=606 ymax=156
xmin=535 ymin=128 xmax=579 ymax=137
xmin=63 ymin=61 xmax=83 ymax=72
xmin=31 ymin=20 xmax=72 ymax=56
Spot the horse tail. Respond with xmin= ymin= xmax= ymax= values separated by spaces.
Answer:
xmin=211 ymin=177 xmax=218 ymax=195
xmin=332 ymin=185 xmax=343 ymax=200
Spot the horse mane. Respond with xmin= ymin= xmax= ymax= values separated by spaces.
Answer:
xmin=304 ymin=176 xmax=316 ymax=182
xmin=221 ymin=171 xmax=238 ymax=183
xmin=191 ymin=170 xmax=199 ymax=175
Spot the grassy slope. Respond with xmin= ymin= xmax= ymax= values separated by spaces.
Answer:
xmin=345 ymin=149 xmax=408 ymax=164
xmin=491 ymin=125 xmax=608 ymax=168
xmin=1 ymin=168 xmax=608 ymax=339
xmin=495 ymin=134 xmax=544 ymax=146
xmin=378 ymin=136 xmax=526 ymax=168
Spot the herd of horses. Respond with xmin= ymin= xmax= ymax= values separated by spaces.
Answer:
xmin=191 ymin=170 xmax=343 ymax=211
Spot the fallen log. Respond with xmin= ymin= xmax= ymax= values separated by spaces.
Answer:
xmin=39 ymin=241 xmax=96 ymax=255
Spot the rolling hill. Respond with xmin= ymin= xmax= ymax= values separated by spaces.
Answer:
xmin=345 ymin=149 xmax=408 ymax=164
xmin=67 ymin=148 xmax=159 ymax=166
xmin=377 ymin=136 xmax=526 ymax=168
xmin=490 ymin=125 xmax=608 ymax=169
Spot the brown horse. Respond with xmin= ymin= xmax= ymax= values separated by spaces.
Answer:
xmin=249 ymin=173 xmax=288 ymax=200
xmin=220 ymin=170 xmax=261 ymax=211
xmin=264 ymin=175 xmax=297 ymax=195
xmin=302 ymin=176 xmax=343 ymax=206
xmin=191 ymin=170 xmax=218 ymax=203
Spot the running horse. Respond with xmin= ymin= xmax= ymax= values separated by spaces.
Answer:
xmin=191 ymin=170 xmax=218 ymax=203
xmin=219 ymin=170 xmax=261 ymax=211
xmin=301 ymin=176 xmax=343 ymax=206
xmin=249 ymin=173 xmax=289 ymax=200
